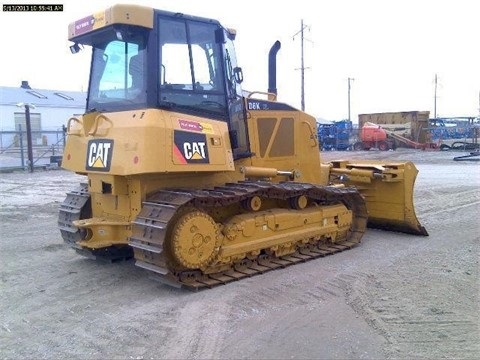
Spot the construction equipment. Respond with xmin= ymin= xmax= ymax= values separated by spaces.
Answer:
xmin=453 ymin=150 xmax=480 ymax=161
xmin=317 ymin=120 xmax=352 ymax=151
xmin=59 ymin=4 xmax=428 ymax=290
xmin=385 ymin=130 xmax=439 ymax=150
xmin=430 ymin=117 xmax=479 ymax=141
xmin=358 ymin=111 xmax=430 ymax=144
xmin=353 ymin=122 xmax=438 ymax=151
xmin=353 ymin=122 xmax=396 ymax=151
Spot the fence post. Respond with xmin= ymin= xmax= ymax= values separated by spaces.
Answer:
xmin=62 ymin=124 xmax=67 ymax=150
xmin=18 ymin=124 xmax=25 ymax=169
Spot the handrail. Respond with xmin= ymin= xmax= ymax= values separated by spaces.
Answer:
xmin=247 ymin=91 xmax=277 ymax=101
xmin=66 ymin=117 xmax=83 ymax=136
xmin=302 ymin=120 xmax=319 ymax=147
xmin=88 ymin=114 xmax=112 ymax=136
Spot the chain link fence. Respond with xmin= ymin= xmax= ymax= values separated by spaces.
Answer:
xmin=0 ymin=125 xmax=66 ymax=171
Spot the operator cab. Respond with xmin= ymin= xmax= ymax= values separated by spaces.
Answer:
xmin=70 ymin=6 xmax=249 ymax=158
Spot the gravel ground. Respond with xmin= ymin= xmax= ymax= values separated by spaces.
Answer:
xmin=0 ymin=148 xmax=479 ymax=359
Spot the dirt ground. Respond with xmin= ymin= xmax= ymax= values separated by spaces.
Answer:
xmin=0 ymin=148 xmax=479 ymax=360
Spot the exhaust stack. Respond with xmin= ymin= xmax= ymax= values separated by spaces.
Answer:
xmin=268 ymin=41 xmax=281 ymax=100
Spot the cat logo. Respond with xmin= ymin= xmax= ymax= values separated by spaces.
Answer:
xmin=173 ymin=131 xmax=209 ymax=164
xmin=183 ymin=142 xmax=207 ymax=160
xmin=86 ymin=139 xmax=113 ymax=171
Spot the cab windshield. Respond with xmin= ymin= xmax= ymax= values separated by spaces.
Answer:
xmin=87 ymin=29 xmax=147 ymax=111
xmin=158 ymin=18 xmax=229 ymax=120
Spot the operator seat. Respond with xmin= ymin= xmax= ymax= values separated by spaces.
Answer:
xmin=128 ymin=54 xmax=144 ymax=98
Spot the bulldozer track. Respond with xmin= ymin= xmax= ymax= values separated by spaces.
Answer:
xmin=129 ymin=181 xmax=368 ymax=290
xmin=58 ymin=183 xmax=133 ymax=261
xmin=58 ymin=183 xmax=90 ymax=246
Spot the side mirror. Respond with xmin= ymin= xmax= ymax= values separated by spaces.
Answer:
xmin=233 ymin=67 xmax=243 ymax=84
xmin=69 ymin=43 xmax=83 ymax=54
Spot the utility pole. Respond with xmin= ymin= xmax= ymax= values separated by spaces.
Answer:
xmin=24 ymin=104 xmax=34 ymax=173
xmin=293 ymin=20 xmax=310 ymax=112
xmin=16 ymin=103 xmax=35 ymax=173
xmin=300 ymin=20 xmax=305 ymax=112
xmin=347 ymin=77 xmax=354 ymax=122
xmin=434 ymin=73 xmax=438 ymax=119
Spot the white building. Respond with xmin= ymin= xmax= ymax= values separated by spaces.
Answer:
xmin=0 ymin=81 xmax=86 ymax=148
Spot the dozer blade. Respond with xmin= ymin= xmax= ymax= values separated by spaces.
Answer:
xmin=329 ymin=160 xmax=428 ymax=236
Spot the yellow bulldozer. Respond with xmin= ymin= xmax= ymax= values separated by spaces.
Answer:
xmin=59 ymin=4 xmax=428 ymax=290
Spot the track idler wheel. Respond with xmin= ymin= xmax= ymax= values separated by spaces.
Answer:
xmin=241 ymin=196 xmax=262 ymax=211
xmin=171 ymin=209 xmax=222 ymax=269
xmin=289 ymin=195 xmax=308 ymax=210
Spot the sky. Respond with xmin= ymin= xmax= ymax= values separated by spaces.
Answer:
xmin=1 ymin=0 xmax=479 ymax=123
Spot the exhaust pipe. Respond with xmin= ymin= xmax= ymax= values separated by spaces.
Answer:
xmin=268 ymin=41 xmax=281 ymax=100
